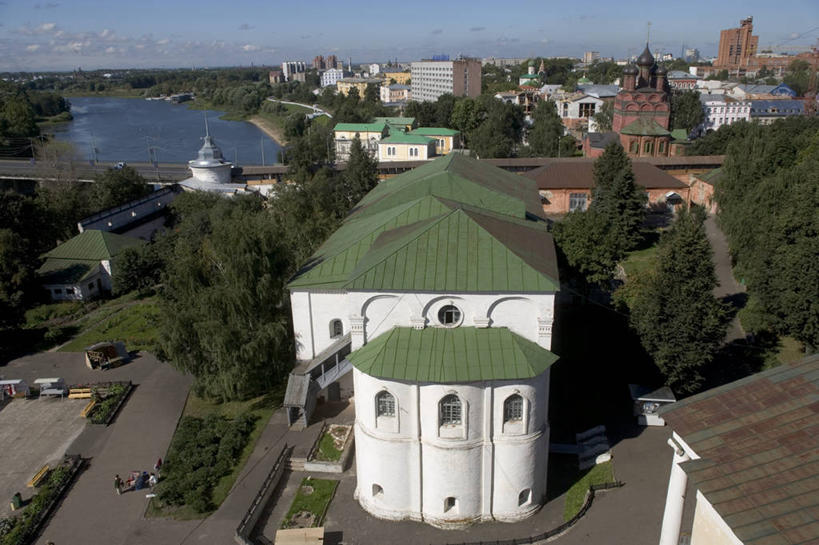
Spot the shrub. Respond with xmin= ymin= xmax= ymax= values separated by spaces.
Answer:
xmin=156 ymin=413 xmax=256 ymax=513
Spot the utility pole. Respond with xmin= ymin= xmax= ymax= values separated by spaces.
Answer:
xmin=90 ymin=133 xmax=99 ymax=165
xmin=260 ymin=137 xmax=265 ymax=166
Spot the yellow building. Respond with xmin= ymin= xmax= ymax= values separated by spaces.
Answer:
xmin=336 ymin=77 xmax=383 ymax=98
xmin=334 ymin=122 xmax=388 ymax=161
xmin=382 ymin=70 xmax=411 ymax=85
xmin=378 ymin=133 xmax=435 ymax=162
xmin=409 ymin=128 xmax=461 ymax=155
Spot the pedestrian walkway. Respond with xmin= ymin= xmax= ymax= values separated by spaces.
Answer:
xmin=704 ymin=215 xmax=746 ymax=343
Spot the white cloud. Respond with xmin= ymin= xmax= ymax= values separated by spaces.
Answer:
xmin=242 ymin=44 xmax=260 ymax=52
xmin=26 ymin=44 xmax=40 ymax=51
xmin=156 ymin=38 xmax=169 ymax=45
xmin=37 ymin=22 xmax=57 ymax=32
xmin=105 ymin=46 xmax=116 ymax=54
xmin=100 ymin=29 xmax=113 ymax=39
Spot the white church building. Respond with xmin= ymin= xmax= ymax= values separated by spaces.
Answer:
xmin=286 ymin=153 xmax=561 ymax=528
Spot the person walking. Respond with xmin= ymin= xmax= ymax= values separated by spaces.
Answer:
xmin=114 ymin=474 xmax=122 ymax=495
xmin=148 ymin=472 xmax=158 ymax=489
xmin=154 ymin=458 xmax=162 ymax=478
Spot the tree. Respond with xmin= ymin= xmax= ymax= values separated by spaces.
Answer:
xmin=590 ymin=142 xmax=646 ymax=253
xmin=593 ymin=100 xmax=613 ymax=132
xmin=450 ymin=98 xmax=481 ymax=136
xmin=669 ymin=90 xmax=704 ymax=134
xmin=552 ymin=209 xmax=622 ymax=292
xmin=158 ymin=194 xmax=296 ymax=401
xmin=527 ymin=100 xmax=564 ymax=156
xmin=336 ymin=136 xmax=378 ymax=210
xmin=467 ymin=95 xmax=524 ymax=158
xmin=1 ymin=96 xmax=39 ymax=137
xmin=112 ymin=242 xmax=166 ymax=295
xmin=364 ymin=83 xmax=380 ymax=104
xmin=629 ymin=206 xmax=729 ymax=394
xmin=783 ymin=59 xmax=811 ymax=96
xmin=90 ymin=166 xmax=152 ymax=212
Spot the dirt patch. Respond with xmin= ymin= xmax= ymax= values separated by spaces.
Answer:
xmin=289 ymin=510 xmax=315 ymax=529
xmin=327 ymin=424 xmax=350 ymax=452
xmin=301 ymin=485 xmax=314 ymax=496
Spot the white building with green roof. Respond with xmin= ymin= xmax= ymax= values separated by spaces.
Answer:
xmin=286 ymin=153 xmax=560 ymax=528
xmin=37 ymin=230 xmax=144 ymax=301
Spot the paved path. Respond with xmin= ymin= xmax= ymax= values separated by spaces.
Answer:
xmin=704 ymin=216 xmax=746 ymax=343
xmin=4 ymin=352 xmax=197 ymax=545
xmin=265 ymin=98 xmax=332 ymax=118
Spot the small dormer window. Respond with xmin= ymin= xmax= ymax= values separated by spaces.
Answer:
xmin=438 ymin=305 xmax=461 ymax=326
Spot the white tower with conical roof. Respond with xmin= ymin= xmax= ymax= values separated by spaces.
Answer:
xmin=187 ymin=116 xmax=232 ymax=185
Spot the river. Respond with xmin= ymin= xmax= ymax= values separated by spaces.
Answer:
xmin=50 ymin=97 xmax=281 ymax=166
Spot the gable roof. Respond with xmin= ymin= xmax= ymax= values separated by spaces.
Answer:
xmin=410 ymin=127 xmax=461 ymax=136
xmin=373 ymin=117 xmax=415 ymax=126
xmin=37 ymin=259 xmax=100 ymax=284
xmin=661 ymin=355 xmax=819 ymax=545
xmin=620 ymin=118 xmax=672 ymax=136
xmin=523 ymin=159 xmax=688 ymax=190
xmin=380 ymin=133 xmax=435 ymax=145
xmin=334 ymin=122 xmax=387 ymax=133
xmin=41 ymin=230 xmax=144 ymax=261
xmin=288 ymin=154 xmax=558 ymax=292
xmin=348 ymin=326 xmax=559 ymax=382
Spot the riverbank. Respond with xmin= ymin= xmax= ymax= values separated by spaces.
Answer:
xmin=248 ymin=114 xmax=286 ymax=146
xmin=61 ymin=90 xmax=143 ymax=99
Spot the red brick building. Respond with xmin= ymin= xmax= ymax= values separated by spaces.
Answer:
xmin=584 ymin=44 xmax=682 ymax=159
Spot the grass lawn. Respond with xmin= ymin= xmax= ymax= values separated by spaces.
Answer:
xmin=58 ymin=296 xmax=160 ymax=353
xmin=315 ymin=430 xmax=343 ymax=462
xmin=775 ymin=337 xmax=804 ymax=366
xmin=621 ymin=244 xmax=659 ymax=277
xmin=563 ymin=461 xmax=616 ymax=521
xmin=147 ymin=387 xmax=283 ymax=520
xmin=281 ymin=478 xmax=338 ymax=529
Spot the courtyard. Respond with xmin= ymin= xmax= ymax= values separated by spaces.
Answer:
xmin=0 ymin=397 xmax=87 ymax=518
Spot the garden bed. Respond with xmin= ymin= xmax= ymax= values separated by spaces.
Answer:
xmin=87 ymin=382 xmax=133 ymax=426
xmin=0 ymin=455 xmax=83 ymax=545
xmin=304 ymin=424 xmax=354 ymax=473
xmin=280 ymin=477 xmax=338 ymax=530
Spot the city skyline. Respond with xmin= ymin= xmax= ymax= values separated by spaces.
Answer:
xmin=0 ymin=0 xmax=817 ymax=71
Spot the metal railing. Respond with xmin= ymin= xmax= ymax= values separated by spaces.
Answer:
xmin=235 ymin=444 xmax=291 ymax=545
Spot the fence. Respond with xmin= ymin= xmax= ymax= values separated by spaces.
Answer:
xmin=235 ymin=444 xmax=291 ymax=545
xmin=436 ymin=481 xmax=625 ymax=545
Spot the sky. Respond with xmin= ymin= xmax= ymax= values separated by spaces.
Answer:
xmin=0 ymin=0 xmax=817 ymax=71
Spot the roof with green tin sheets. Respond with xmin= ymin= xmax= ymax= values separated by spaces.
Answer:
xmin=660 ymin=354 xmax=819 ymax=545
xmin=373 ymin=117 xmax=415 ymax=127
xmin=620 ymin=118 xmax=672 ymax=136
xmin=37 ymin=258 xmax=99 ymax=284
xmin=288 ymin=154 xmax=558 ymax=291
xmin=333 ymin=122 xmax=388 ymax=133
xmin=380 ymin=133 xmax=435 ymax=145
xmin=410 ymin=127 xmax=461 ymax=136
xmin=41 ymin=230 xmax=144 ymax=261
xmin=349 ymin=326 xmax=559 ymax=382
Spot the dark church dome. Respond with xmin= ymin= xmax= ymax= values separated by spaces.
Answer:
xmin=623 ymin=64 xmax=638 ymax=75
xmin=655 ymin=64 xmax=668 ymax=75
xmin=637 ymin=44 xmax=654 ymax=66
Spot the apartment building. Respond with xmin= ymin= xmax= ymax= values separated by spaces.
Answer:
xmin=410 ymin=58 xmax=482 ymax=102
xmin=282 ymin=61 xmax=307 ymax=82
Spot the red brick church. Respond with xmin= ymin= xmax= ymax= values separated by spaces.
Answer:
xmin=585 ymin=44 xmax=683 ymax=158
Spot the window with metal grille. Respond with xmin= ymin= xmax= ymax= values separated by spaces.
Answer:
xmin=438 ymin=305 xmax=461 ymax=326
xmin=330 ymin=319 xmax=343 ymax=339
xmin=569 ymin=193 xmax=587 ymax=212
xmin=440 ymin=395 xmax=462 ymax=425
xmin=504 ymin=394 xmax=523 ymax=422
xmin=376 ymin=391 xmax=395 ymax=417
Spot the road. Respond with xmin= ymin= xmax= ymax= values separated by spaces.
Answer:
xmin=265 ymin=98 xmax=333 ymax=118
xmin=0 ymin=158 xmax=190 ymax=182
xmin=704 ymin=215 xmax=746 ymax=342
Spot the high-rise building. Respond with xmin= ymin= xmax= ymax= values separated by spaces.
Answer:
xmin=583 ymin=51 xmax=600 ymax=63
xmin=684 ymin=48 xmax=700 ymax=63
xmin=313 ymin=55 xmax=326 ymax=69
xmin=410 ymin=58 xmax=482 ymax=102
xmin=715 ymin=16 xmax=758 ymax=70
xmin=282 ymin=61 xmax=307 ymax=82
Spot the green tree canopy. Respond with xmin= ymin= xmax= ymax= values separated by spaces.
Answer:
xmin=590 ymin=142 xmax=646 ymax=253
xmin=90 ymin=166 xmax=152 ymax=212
xmin=669 ymin=90 xmax=704 ymax=134
xmin=629 ymin=206 xmax=729 ymax=394
xmin=526 ymin=100 xmax=564 ymax=156
xmin=593 ymin=100 xmax=613 ymax=132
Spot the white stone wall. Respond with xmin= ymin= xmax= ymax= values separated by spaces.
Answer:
xmin=353 ymin=368 xmax=550 ymax=526
xmin=290 ymin=289 xmax=556 ymax=361
xmin=690 ymin=490 xmax=744 ymax=545
xmin=190 ymin=164 xmax=232 ymax=184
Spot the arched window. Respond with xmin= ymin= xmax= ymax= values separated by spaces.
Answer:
xmin=504 ymin=394 xmax=523 ymax=423
xmin=330 ymin=319 xmax=343 ymax=339
xmin=439 ymin=394 xmax=462 ymax=426
xmin=376 ymin=391 xmax=395 ymax=417
xmin=437 ymin=305 xmax=461 ymax=326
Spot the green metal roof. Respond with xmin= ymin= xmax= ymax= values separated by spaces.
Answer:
xmin=37 ymin=258 xmax=99 ymax=284
xmin=288 ymin=154 xmax=558 ymax=292
xmin=349 ymin=326 xmax=559 ymax=382
xmin=374 ymin=117 xmax=415 ymax=126
xmin=41 ymin=230 xmax=144 ymax=261
xmin=333 ymin=122 xmax=388 ymax=133
xmin=619 ymin=118 xmax=672 ymax=136
xmin=381 ymin=133 xmax=435 ymax=145
xmin=410 ymin=127 xmax=461 ymax=136
xmin=698 ymin=167 xmax=723 ymax=185
xmin=670 ymin=128 xmax=689 ymax=142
